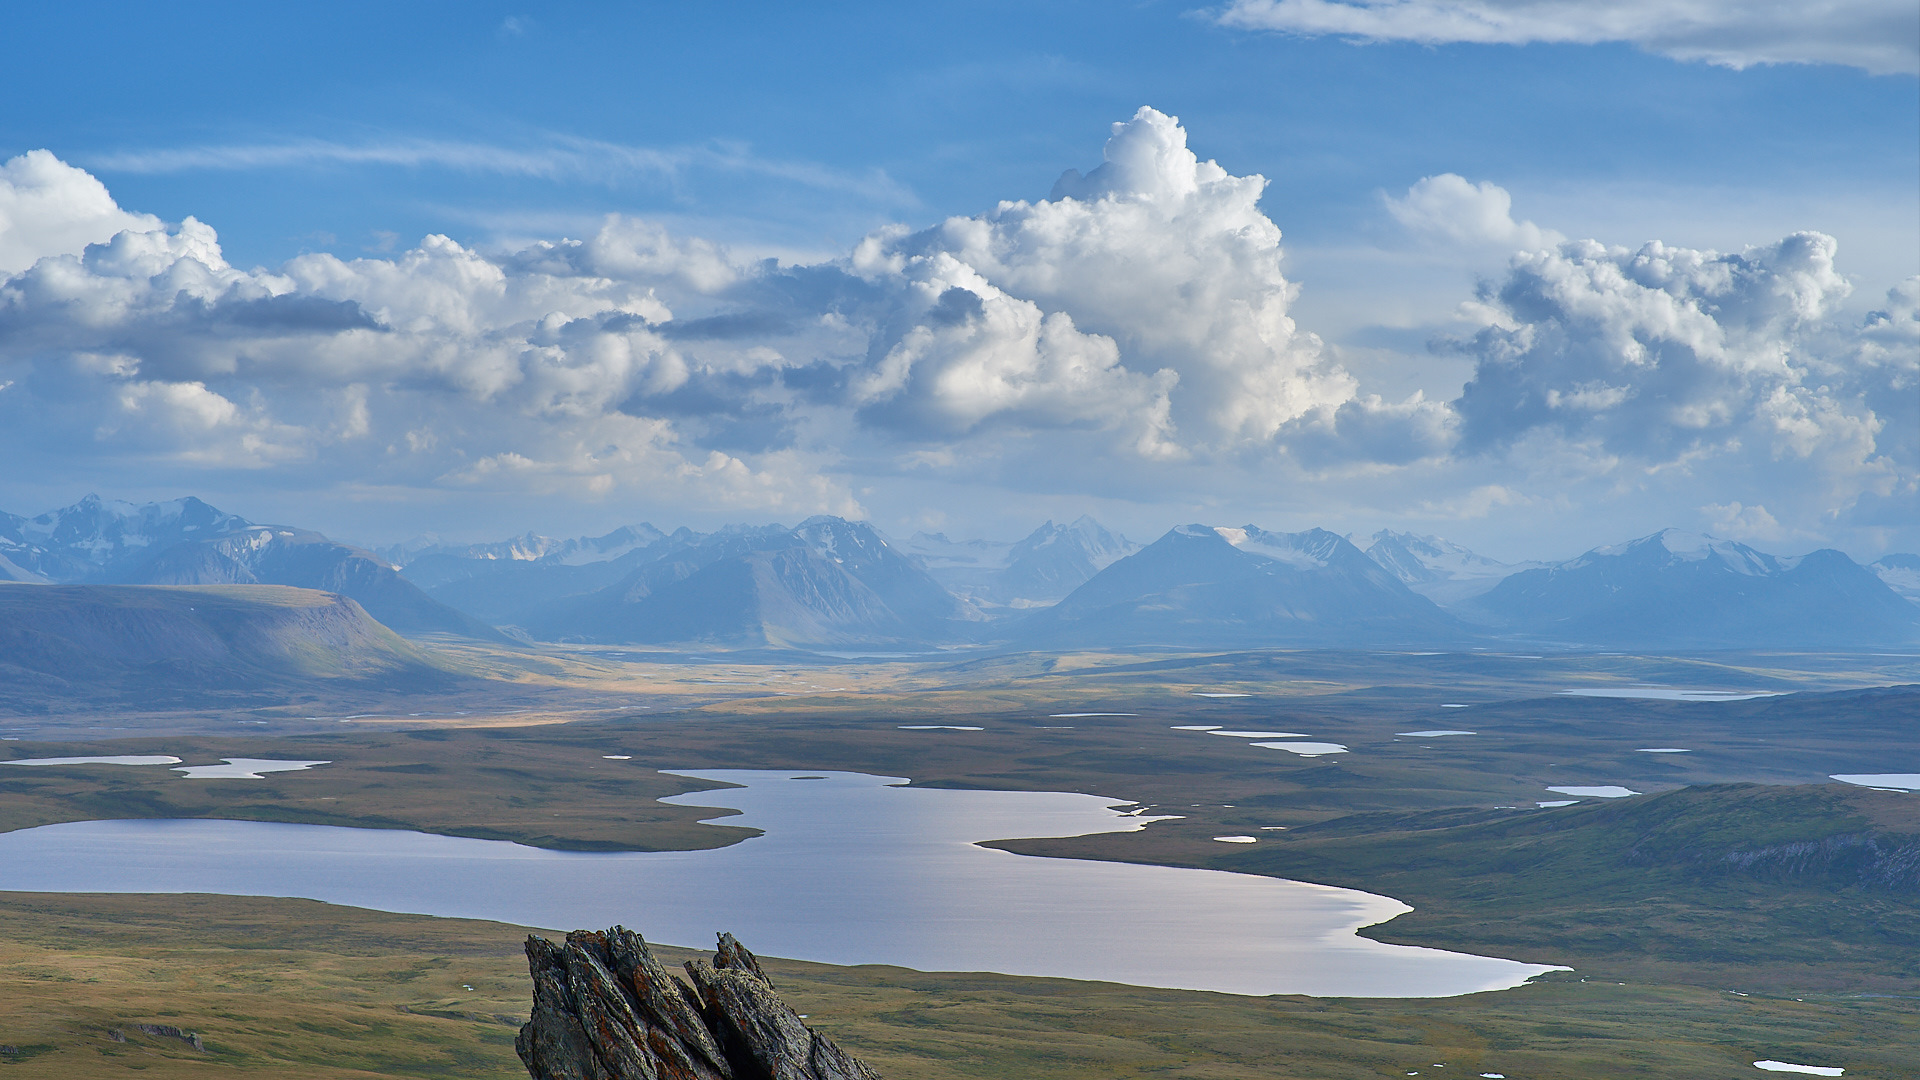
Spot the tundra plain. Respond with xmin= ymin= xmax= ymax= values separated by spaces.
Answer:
xmin=0 ymin=644 xmax=1915 ymax=1077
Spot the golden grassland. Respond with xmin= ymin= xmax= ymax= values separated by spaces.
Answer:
xmin=2 ymin=891 xmax=1913 ymax=1079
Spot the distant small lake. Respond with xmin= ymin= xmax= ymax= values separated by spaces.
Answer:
xmin=0 ymin=769 xmax=1560 ymax=998
xmin=1559 ymin=687 xmax=1781 ymax=702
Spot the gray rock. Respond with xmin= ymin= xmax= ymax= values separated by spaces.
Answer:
xmin=134 ymin=1024 xmax=204 ymax=1051
xmin=517 ymin=928 xmax=879 ymax=1080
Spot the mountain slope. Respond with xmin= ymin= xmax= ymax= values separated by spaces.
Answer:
xmin=396 ymin=525 xmax=699 ymax=625
xmin=998 ymin=517 xmax=1136 ymax=606
xmin=1874 ymin=554 xmax=1920 ymax=605
xmin=899 ymin=516 xmax=1136 ymax=608
xmin=1467 ymin=530 xmax=1920 ymax=647
xmin=121 ymin=528 xmax=507 ymax=641
xmin=410 ymin=554 xmax=652 ymax=625
xmin=1363 ymin=530 xmax=1540 ymax=608
xmin=1020 ymin=524 xmax=1467 ymax=647
xmin=0 ymin=582 xmax=464 ymax=711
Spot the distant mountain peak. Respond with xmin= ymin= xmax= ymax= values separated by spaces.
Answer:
xmin=1022 ymin=521 xmax=1461 ymax=647
xmin=794 ymin=515 xmax=897 ymax=564
xmin=1212 ymin=525 xmax=1341 ymax=569
xmin=1584 ymin=529 xmax=1790 ymax=576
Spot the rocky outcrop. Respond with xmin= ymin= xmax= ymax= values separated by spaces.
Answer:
xmin=134 ymin=1024 xmax=204 ymax=1051
xmin=1716 ymin=832 xmax=1920 ymax=892
xmin=517 ymin=927 xmax=882 ymax=1080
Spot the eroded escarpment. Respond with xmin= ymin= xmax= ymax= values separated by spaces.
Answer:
xmin=517 ymin=926 xmax=881 ymax=1080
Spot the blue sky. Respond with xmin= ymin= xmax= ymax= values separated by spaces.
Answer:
xmin=1 ymin=2 xmax=1915 ymax=559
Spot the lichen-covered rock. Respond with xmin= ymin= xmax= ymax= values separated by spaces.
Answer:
xmin=516 ymin=928 xmax=879 ymax=1080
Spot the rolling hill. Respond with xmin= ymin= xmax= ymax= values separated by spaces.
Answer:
xmin=0 ymin=582 xmax=466 ymax=713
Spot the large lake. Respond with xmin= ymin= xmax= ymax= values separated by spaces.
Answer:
xmin=0 ymin=768 xmax=1559 ymax=998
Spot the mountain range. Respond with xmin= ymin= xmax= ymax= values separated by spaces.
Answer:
xmin=6 ymin=495 xmax=1916 ymax=652
xmin=506 ymin=517 xmax=984 ymax=648
xmin=1455 ymin=529 xmax=1920 ymax=648
xmin=389 ymin=515 xmax=1132 ymax=646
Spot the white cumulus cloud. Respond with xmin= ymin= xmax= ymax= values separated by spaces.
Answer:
xmin=1386 ymin=174 xmax=1563 ymax=250
xmin=1446 ymin=231 xmax=1910 ymax=528
xmin=1216 ymin=0 xmax=1920 ymax=75
xmin=0 ymin=150 xmax=163 ymax=275
xmin=0 ymin=191 xmax=858 ymax=516
xmin=848 ymin=106 xmax=1377 ymax=457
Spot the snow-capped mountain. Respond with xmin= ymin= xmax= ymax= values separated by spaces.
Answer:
xmin=1874 ymin=554 xmax=1920 ymax=606
xmin=1362 ymin=530 xmax=1542 ymax=607
xmin=1466 ymin=529 xmax=1919 ymax=647
xmin=899 ymin=516 xmax=1136 ymax=608
xmin=0 ymin=495 xmax=249 ymax=581
xmin=1000 ymin=518 xmax=1136 ymax=606
xmin=382 ymin=524 xmax=668 ymax=570
xmin=0 ymin=496 xmax=500 ymax=640
xmin=1021 ymin=524 xmax=1464 ymax=647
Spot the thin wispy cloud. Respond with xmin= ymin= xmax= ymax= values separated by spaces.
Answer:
xmin=1214 ymin=0 xmax=1920 ymax=75
xmin=84 ymin=135 xmax=917 ymax=207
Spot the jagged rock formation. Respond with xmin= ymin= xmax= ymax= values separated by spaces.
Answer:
xmin=517 ymin=927 xmax=881 ymax=1080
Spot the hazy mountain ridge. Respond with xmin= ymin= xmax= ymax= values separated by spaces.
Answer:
xmin=1020 ymin=524 xmax=1466 ymax=647
xmin=0 ymin=496 xmax=503 ymax=641
xmin=517 ymin=517 xmax=983 ymax=648
xmin=1463 ymin=529 xmax=1920 ymax=647
xmin=9 ymin=496 xmax=1913 ymax=651
xmin=379 ymin=524 xmax=669 ymax=571
xmin=1874 ymin=553 xmax=1920 ymax=605
xmin=1362 ymin=530 xmax=1544 ymax=607
xmin=900 ymin=516 xmax=1136 ymax=608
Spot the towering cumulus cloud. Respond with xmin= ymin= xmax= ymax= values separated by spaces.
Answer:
xmin=0 ymin=150 xmax=161 ymax=274
xmin=853 ymin=107 xmax=1350 ymax=450
xmin=1447 ymin=233 xmax=1914 ymax=527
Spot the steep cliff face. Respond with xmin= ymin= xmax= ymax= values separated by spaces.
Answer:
xmin=517 ymin=928 xmax=881 ymax=1080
